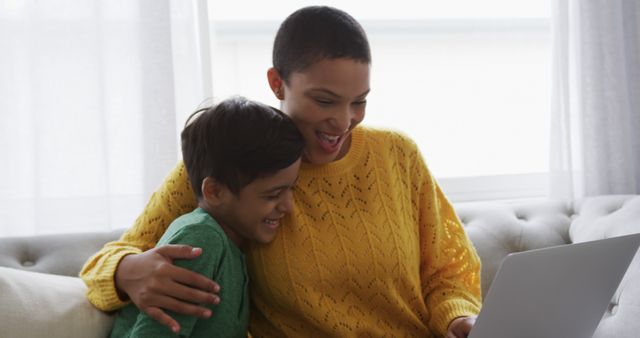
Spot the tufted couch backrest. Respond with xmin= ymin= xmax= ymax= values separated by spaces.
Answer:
xmin=1 ymin=196 xmax=638 ymax=290
xmin=458 ymin=199 xmax=573 ymax=296
xmin=458 ymin=195 xmax=640 ymax=338
xmin=0 ymin=229 xmax=123 ymax=277
xmin=0 ymin=195 xmax=639 ymax=337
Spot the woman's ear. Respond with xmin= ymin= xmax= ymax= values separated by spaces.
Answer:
xmin=201 ymin=177 xmax=227 ymax=207
xmin=267 ymin=67 xmax=285 ymax=100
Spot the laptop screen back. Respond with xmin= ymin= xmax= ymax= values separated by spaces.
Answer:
xmin=468 ymin=233 xmax=640 ymax=338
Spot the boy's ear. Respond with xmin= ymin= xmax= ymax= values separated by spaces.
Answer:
xmin=267 ymin=67 xmax=284 ymax=100
xmin=202 ymin=177 xmax=228 ymax=206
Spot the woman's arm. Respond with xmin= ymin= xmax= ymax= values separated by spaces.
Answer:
xmin=410 ymin=149 xmax=482 ymax=337
xmin=122 ymin=226 xmax=224 ymax=337
xmin=79 ymin=162 xmax=220 ymax=331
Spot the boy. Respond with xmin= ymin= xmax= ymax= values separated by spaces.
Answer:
xmin=109 ymin=96 xmax=304 ymax=337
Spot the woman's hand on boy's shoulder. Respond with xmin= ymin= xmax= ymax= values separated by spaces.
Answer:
xmin=115 ymin=244 xmax=221 ymax=333
xmin=446 ymin=316 xmax=476 ymax=338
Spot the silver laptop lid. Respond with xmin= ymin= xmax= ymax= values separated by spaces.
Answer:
xmin=469 ymin=232 xmax=640 ymax=338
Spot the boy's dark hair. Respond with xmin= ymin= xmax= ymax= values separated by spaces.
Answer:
xmin=272 ymin=6 xmax=371 ymax=83
xmin=181 ymin=96 xmax=304 ymax=197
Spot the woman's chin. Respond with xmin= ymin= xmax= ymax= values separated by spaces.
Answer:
xmin=302 ymin=148 xmax=341 ymax=165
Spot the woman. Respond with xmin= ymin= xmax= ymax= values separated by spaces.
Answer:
xmin=81 ymin=6 xmax=481 ymax=337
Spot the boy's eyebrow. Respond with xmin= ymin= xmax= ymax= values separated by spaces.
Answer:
xmin=261 ymin=177 xmax=298 ymax=194
xmin=261 ymin=185 xmax=289 ymax=194
xmin=308 ymin=88 xmax=370 ymax=99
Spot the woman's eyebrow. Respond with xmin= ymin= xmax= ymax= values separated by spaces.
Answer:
xmin=308 ymin=88 xmax=340 ymax=98
xmin=308 ymin=88 xmax=371 ymax=99
xmin=356 ymin=89 xmax=371 ymax=98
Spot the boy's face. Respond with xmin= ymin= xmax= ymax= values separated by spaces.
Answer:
xmin=218 ymin=158 xmax=301 ymax=246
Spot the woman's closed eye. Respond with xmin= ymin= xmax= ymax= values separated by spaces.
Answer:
xmin=314 ymin=97 xmax=334 ymax=105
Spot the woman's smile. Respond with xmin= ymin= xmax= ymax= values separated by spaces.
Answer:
xmin=316 ymin=130 xmax=345 ymax=153
xmin=276 ymin=58 xmax=370 ymax=165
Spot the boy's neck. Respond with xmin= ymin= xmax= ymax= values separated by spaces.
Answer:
xmin=198 ymin=201 xmax=246 ymax=249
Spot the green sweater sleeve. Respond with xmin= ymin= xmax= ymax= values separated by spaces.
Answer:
xmin=127 ymin=224 xmax=225 ymax=338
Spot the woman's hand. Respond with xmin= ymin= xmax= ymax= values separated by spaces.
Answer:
xmin=446 ymin=316 xmax=476 ymax=338
xmin=115 ymin=245 xmax=221 ymax=333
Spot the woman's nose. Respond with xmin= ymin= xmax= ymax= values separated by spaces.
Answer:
xmin=330 ymin=106 xmax=354 ymax=132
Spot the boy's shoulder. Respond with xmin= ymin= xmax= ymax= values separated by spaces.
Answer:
xmin=159 ymin=208 xmax=226 ymax=246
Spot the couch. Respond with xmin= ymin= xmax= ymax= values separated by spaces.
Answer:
xmin=1 ymin=195 xmax=639 ymax=337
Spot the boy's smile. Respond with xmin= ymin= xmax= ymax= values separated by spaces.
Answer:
xmin=213 ymin=158 xmax=301 ymax=247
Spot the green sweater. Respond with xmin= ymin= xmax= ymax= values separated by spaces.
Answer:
xmin=109 ymin=208 xmax=249 ymax=338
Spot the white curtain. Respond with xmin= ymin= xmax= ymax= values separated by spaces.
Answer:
xmin=551 ymin=0 xmax=640 ymax=199
xmin=0 ymin=0 xmax=212 ymax=236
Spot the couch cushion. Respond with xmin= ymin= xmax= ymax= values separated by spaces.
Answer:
xmin=570 ymin=195 xmax=640 ymax=338
xmin=570 ymin=195 xmax=640 ymax=242
xmin=0 ymin=229 xmax=123 ymax=277
xmin=0 ymin=267 xmax=114 ymax=338
xmin=457 ymin=199 xmax=572 ymax=297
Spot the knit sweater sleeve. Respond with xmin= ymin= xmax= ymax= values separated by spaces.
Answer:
xmin=79 ymin=162 xmax=198 ymax=311
xmin=409 ymin=142 xmax=482 ymax=336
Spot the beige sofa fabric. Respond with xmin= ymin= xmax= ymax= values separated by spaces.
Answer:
xmin=0 ymin=195 xmax=638 ymax=337
xmin=0 ymin=267 xmax=114 ymax=338
xmin=0 ymin=229 xmax=122 ymax=277
xmin=457 ymin=195 xmax=640 ymax=338
xmin=570 ymin=196 xmax=640 ymax=338
xmin=458 ymin=199 xmax=573 ymax=297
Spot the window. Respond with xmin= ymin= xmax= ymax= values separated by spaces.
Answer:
xmin=207 ymin=1 xmax=551 ymax=201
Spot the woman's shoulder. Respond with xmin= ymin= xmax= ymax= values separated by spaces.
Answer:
xmin=359 ymin=125 xmax=419 ymax=151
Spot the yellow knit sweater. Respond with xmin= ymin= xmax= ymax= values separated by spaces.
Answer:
xmin=80 ymin=126 xmax=481 ymax=337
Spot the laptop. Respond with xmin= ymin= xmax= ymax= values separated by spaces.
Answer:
xmin=468 ymin=232 xmax=640 ymax=338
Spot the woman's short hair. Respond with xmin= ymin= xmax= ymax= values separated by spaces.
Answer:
xmin=181 ymin=96 xmax=304 ymax=197
xmin=272 ymin=6 xmax=371 ymax=83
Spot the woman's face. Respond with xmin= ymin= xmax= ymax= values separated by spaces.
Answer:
xmin=272 ymin=58 xmax=370 ymax=165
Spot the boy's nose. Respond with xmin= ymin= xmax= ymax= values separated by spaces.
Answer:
xmin=277 ymin=190 xmax=294 ymax=213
